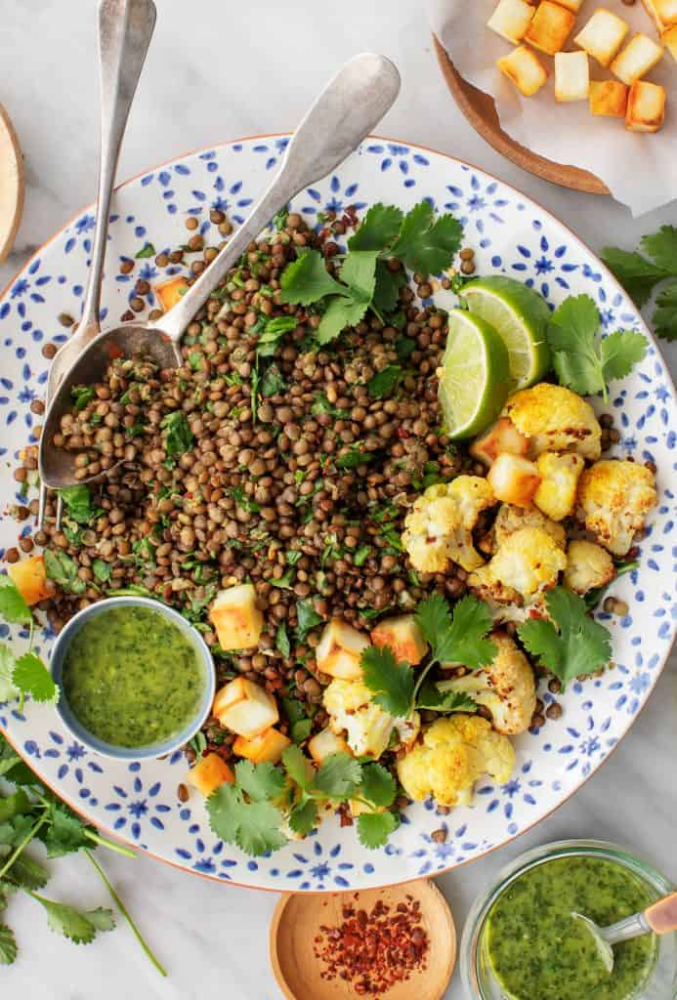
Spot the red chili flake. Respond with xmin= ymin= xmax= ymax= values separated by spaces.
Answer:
xmin=313 ymin=894 xmax=429 ymax=997
xmin=107 ymin=342 xmax=125 ymax=359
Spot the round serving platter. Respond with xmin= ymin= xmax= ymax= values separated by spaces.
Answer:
xmin=0 ymin=135 xmax=674 ymax=892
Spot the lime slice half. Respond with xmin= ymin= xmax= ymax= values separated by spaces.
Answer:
xmin=438 ymin=309 xmax=511 ymax=440
xmin=460 ymin=276 xmax=552 ymax=390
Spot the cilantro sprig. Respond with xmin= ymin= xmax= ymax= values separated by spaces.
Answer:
xmin=546 ymin=295 xmax=647 ymax=402
xmin=518 ymin=587 xmax=612 ymax=691
xmin=0 ymin=577 xmax=59 ymax=710
xmin=602 ymin=225 xmax=677 ymax=341
xmin=279 ymin=201 xmax=463 ymax=345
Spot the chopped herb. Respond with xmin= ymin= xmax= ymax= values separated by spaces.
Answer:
xmin=134 ymin=243 xmax=156 ymax=259
xmin=71 ymin=387 xmax=95 ymax=412
xmin=160 ymin=411 xmax=194 ymax=458
xmin=367 ymin=365 xmax=402 ymax=399
xmin=296 ymin=598 xmax=323 ymax=641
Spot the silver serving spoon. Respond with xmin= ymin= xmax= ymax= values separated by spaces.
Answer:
xmin=38 ymin=52 xmax=401 ymax=491
xmin=572 ymin=889 xmax=677 ymax=974
xmin=37 ymin=0 xmax=156 ymax=527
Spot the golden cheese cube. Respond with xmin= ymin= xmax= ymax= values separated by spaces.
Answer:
xmin=642 ymin=0 xmax=677 ymax=31
xmin=487 ymin=453 xmax=542 ymax=507
xmin=488 ymin=0 xmax=536 ymax=43
xmin=556 ymin=0 xmax=585 ymax=10
xmin=589 ymin=79 xmax=629 ymax=117
xmin=371 ymin=614 xmax=428 ymax=666
xmin=8 ymin=555 xmax=51 ymax=606
xmin=497 ymin=45 xmax=549 ymax=96
xmin=316 ymin=619 xmax=369 ymax=680
xmin=664 ymin=24 xmax=677 ymax=60
xmin=213 ymin=677 xmax=279 ymax=738
xmin=155 ymin=275 xmax=189 ymax=313
xmin=525 ymin=1 xmax=576 ymax=54
xmin=575 ymin=8 xmax=630 ymax=66
xmin=611 ymin=33 xmax=664 ymax=84
xmin=233 ymin=727 xmax=291 ymax=764
xmin=555 ymin=51 xmax=590 ymax=101
xmin=186 ymin=753 xmax=234 ymax=796
xmin=209 ymin=583 xmax=263 ymax=650
xmin=308 ymin=727 xmax=350 ymax=764
xmin=625 ymin=79 xmax=666 ymax=132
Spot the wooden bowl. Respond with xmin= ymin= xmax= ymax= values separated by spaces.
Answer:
xmin=0 ymin=102 xmax=25 ymax=264
xmin=270 ymin=879 xmax=457 ymax=1000
xmin=433 ymin=35 xmax=609 ymax=197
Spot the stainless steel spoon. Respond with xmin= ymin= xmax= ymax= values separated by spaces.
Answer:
xmin=38 ymin=52 xmax=401 ymax=491
xmin=572 ymin=889 xmax=677 ymax=974
xmin=37 ymin=0 xmax=156 ymax=525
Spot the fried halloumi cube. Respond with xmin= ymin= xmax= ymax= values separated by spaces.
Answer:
xmin=8 ymin=555 xmax=51 ymax=606
xmin=371 ymin=615 xmax=428 ymax=666
xmin=308 ymin=727 xmax=351 ymax=764
xmin=611 ymin=34 xmax=664 ymax=84
xmin=488 ymin=0 xmax=536 ymax=43
xmin=556 ymin=0 xmax=585 ymax=10
xmin=209 ymin=583 xmax=263 ymax=650
xmin=534 ymin=452 xmax=585 ymax=521
xmin=555 ymin=51 xmax=590 ymax=101
xmin=186 ymin=753 xmax=234 ymax=796
xmin=487 ymin=453 xmax=542 ymax=508
xmin=625 ymin=79 xmax=666 ymax=132
xmin=213 ymin=677 xmax=279 ymax=739
xmin=590 ymin=79 xmax=629 ymax=117
xmin=316 ymin=619 xmax=369 ymax=680
xmin=575 ymin=8 xmax=630 ymax=66
xmin=155 ymin=275 xmax=189 ymax=313
xmin=642 ymin=0 xmax=677 ymax=32
xmin=525 ymin=1 xmax=576 ymax=54
xmin=233 ymin=727 xmax=291 ymax=764
xmin=664 ymin=24 xmax=677 ymax=60
xmin=497 ymin=45 xmax=549 ymax=96
xmin=470 ymin=418 xmax=531 ymax=467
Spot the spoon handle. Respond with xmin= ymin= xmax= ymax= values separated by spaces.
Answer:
xmin=645 ymin=891 xmax=677 ymax=935
xmin=78 ymin=0 xmax=157 ymax=340
xmin=155 ymin=52 xmax=400 ymax=344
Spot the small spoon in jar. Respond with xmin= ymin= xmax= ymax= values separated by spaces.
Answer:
xmin=572 ymin=890 xmax=677 ymax=974
xmin=38 ymin=52 xmax=401 ymax=491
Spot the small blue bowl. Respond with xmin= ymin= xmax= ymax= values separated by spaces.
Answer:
xmin=50 ymin=596 xmax=215 ymax=761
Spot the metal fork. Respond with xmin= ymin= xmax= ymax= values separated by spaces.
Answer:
xmin=37 ymin=0 xmax=156 ymax=530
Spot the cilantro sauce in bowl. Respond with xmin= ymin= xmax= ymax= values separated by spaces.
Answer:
xmin=50 ymin=596 xmax=215 ymax=759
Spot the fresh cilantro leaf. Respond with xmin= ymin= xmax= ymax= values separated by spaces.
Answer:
xmin=599 ymin=331 xmax=647 ymax=381
xmin=359 ymin=763 xmax=396 ymax=808
xmin=296 ymin=598 xmax=323 ymax=640
xmin=312 ymin=752 xmax=362 ymax=799
xmin=43 ymin=550 xmax=86 ymax=595
xmin=361 ymin=646 xmax=414 ymax=718
xmin=259 ymin=366 xmax=287 ymax=396
xmin=0 ymin=923 xmax=17 ymax=965
xmin=601 ymin=247 xmax=671 ymax=307
xmin=12 ymin=653 xmax=59 ymax=706
xmin=442 ymin=595 xmax=496 ymax=670
xmin=640 ymin=225 xmax=677 ymax=274
xmin=390 ymin=203 xmax=462 ymax=275
xmin=207 ymin=783 xmax=287 ymax=856
xmin=348 ymin=203 xmax=404 ymax=252
xmin=30 ymin=893 xmax=115 ymax=943
xmin=272 ymin=208 xmax=288 ymax=231
xmin=270 ymin=569 xmax=295 ymax=590
xmin=394 ymin=334 xmax=417 ymax=361
xmin=289 ymin=797 xmax=319 ymax=836
xmin=58 ymin=485 xmax=101 ymax=525
xmin=653 ymin=281 xmax=677 ymax=342
xmin=416 ymin=681 xmax=478 ymax=714
xmin=188 ymin=352 xmax=202 ymax=371
xmin=206 ymin=784 xmax=241 ymax=843
xmin=39 ymin=802 xmax=90 ymax=858
xmin=92 ymin=559 xmax=111 ymax=583
xmin=281 ymin=744 xmax=312 ymax=789
xmin=0 ymin=577 xmax=31 ymax=625
xmin=0 ymin=790 xmax=31 ymax=824
xmin=291 ymin=719 xmax=312 ymax=743
xmin=0 ymin=741 xmax=20 ymax=778
xmin=518 ymin=587 xmax=611 ymax=691
xmin=256 ymin=315 xmax=298 ymax=352
xmin=3 ymin=855 xmax=49 ymax=891
xmin=335 ymin=444 xmax=375 ymax=469
xmin=367 ymin=365 xmax=402 ymax=399
xmin=415 ymin=593 xmax=452 ymax=655
xmin=161 ymin=411 xmax=194 ymax=458
xmin=356 ymin=810 xmax=398 ymax=849
xmin=316 ymin=295 xmax=370 ymax=346
xmin=71 ymin=386 xmax=96 ymax=412
xmin=340 ymin=250 xmax=379 ymax=302
xmin=279 ymin=249 xmax=347 ymax=306
xmin=234 ymin=760 xmax=286 ymax=802
xmin=135 ymin=242 xmax=155 ymax=259
xmin=0 ymin=814 xmax=35 ymax=847
xmin=372 ymin=261 xmax=406 ymax=313
xmin=0 ymin=646 xmax=19 ymax=703
xmin=353 ymin=545 xmax=372 ymax=568
xmin=281 ymin=699 xmax=313 ymax=744
xmin=276 ymin=623 xmax=291 ymax=659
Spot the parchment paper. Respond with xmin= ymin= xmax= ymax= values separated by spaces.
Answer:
xmin=428 ymin=0 xmax=677 ymax=215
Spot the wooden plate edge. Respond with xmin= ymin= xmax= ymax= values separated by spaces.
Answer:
xmin=0 ymin=102 xmax=25 ymax=266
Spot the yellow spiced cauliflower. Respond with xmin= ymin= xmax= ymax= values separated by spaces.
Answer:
xmin=503 ymin=384 xmax=602 ymax=460
xmin=577 ymin=459 xmax=657 ymax=556
xmin=396 ymin=715 xmax=515 ymax=808
xmin=437 ymin=632 xmax=537 ymax=736
xmin=563 ymin=540 xmax=616 ymax=595
xmin=534 ymin=452 xmax=585 ymax=522
xmin=323 ymin=678 xmax=420 ymax=759
xmin=484 ymin=503 xmax=566 ymax=554
xmin=469 ymin=526 xmax=567 ymax=604
xmin=402 ymin=477 xmax=496 ymax=574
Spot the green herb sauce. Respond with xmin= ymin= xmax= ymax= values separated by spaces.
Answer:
xmin=62 ymin=605 xmax=204 ymax=748
xmin=486 ymin=857 xmax=656 ymax=1000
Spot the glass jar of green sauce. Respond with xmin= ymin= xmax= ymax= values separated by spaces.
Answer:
xmin=461 ymin=841 xmax=677 ymax=1000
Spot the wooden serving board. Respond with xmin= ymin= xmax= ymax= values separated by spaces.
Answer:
xmin=0 ymin=102 xmax=25 ymax=265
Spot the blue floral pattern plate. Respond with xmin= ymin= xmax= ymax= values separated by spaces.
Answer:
xmin=0 ymin=136 xmax=675 ymax=892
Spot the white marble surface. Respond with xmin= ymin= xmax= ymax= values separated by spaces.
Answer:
xmin=0 ymin=1 xmax=675 ymax=997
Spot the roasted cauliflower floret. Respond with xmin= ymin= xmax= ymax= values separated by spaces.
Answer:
xmin=563 ymin=540 xmax=616 ymax=595
xmin=437 ymin=633 xmax=537 ymax=735
xmin=469 ymin=526 xmax=567 ymax=604
xmin=402 ymin=477 xmax=496 ymax=574
xmin=534 ymin=452 xmax=585 ymax=521
xmin=396 ymin=715 xmax=515 ymax=808
xmin=323 ymin=678 xmax=420 ymax=759
xmin=483 ymin=503 xmax=566 ymax=555
xmin=577 ymin=459 xmax=657 ymax=556
xmin=504 ymin=384 xmax=602 ymax=459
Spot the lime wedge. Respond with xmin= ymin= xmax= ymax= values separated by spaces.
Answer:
xmin=460 ymin=276 xmax=552 ymax=390
xmin=438 ymin=309 xmax=511 ymax=440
